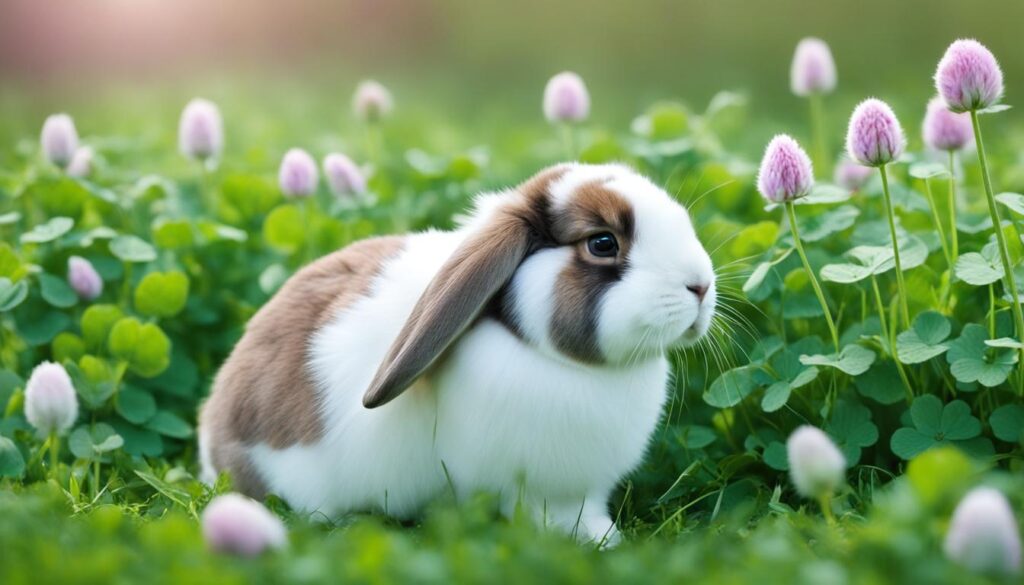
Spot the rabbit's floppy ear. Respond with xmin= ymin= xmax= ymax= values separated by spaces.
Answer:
xmin=363 ymin=198 xmax=545 ymax=408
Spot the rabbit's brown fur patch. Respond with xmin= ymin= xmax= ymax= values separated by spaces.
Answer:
xmin=200 ymin=236 xmax=405 ymax=492
xmin=550 ymin=180 xmax=635 ymax=362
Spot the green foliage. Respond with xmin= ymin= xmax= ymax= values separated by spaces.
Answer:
xmin=133 ymin=271 xmax=189 ymax=318
xmin=69 ymin=423 xmax=124 ymax=462
xmin=0 ymin=278 xmax=28 ymax=312
xmin=896 ymin=311 xmax=951 ymax=364
xmin=0 ymin=436 xmax=25 ymax=478
xmin=0 ymin=76 xmax=1021 ymax=584
xmin=890 ymin=396 xmax=993 ymax=460
xmin=108 ymin=318 xmax=171 ymax=377
xmin=262 ymin=204 xmax=305 ymax=253
xmin=38 ymin=273 xmax=78 ymax=308
xmin=946 ymin=324 xmax=1018 ymax=387
xmin=81 ymin=304 xmax=124 ymax=350
xmin=799 ymin=344 xmax=876 ymax=376
xmin=110 ymin=235 xmax=157 ymax=263
xmin=821 ymin=237 xmax=928 ymax=283
xmin=954 ymin=245 xmax=1004 ymax=285
xmin=20 ymin=217 xmax=74 ymax=244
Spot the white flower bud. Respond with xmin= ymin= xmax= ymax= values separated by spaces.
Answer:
xmin=786 ymin=425 xmax=846 ymax=499
xmin=24 ymin=362 xmax=79 ymax=436
xmin=202 ymin=494 xmax=287 ymax=556
xmin=179 ymin=98 xmax=224 ymax=161
xmin=41 ymin=114 xmax=79 ymax=168
xmin=945 ymin=487 xmax=1021 ymax=575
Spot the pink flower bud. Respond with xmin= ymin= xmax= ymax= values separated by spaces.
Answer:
xmin=944 ymin=487 xmax=1021 ymax=575
xmin=179 ymin=98 xmax=224 ymax=161
xmin=202 ymin=493 xmax=287 ymax=557
xmin=67 ymin=256 xmax=103 ymax=300
xmin=323 ymin=153 xmax=366 ymax=197
xmin=756 ymin=134 xmax=814 ymax=203
xmin=278 ymin=148 xmax=318 ymax=198
xmin=834 ymin=157 xmax=873 ymax=191
xmin=845 ymin=98 xmax=906 ymax=167
xmin=786 ymin=425 xmax=845 ymax=499
xmin=66 ymin=147 xmax=94 ymax=179
xmin=935 ymin=39 xmax=1004 ymax=113
xmin=922 ymin=97 xmax=974 ymax=152
xmin=790 ymin=37 xmax=837 ymax=97
xmin=24 ymin=362 xmax=79 ymax=436
xmin=543 ymin=71 xmax=591 ymax=123
xmin=352 ymin=80 xmax=394 ymax=122
xmin=41 ymin=114 xmax=79 ymax=169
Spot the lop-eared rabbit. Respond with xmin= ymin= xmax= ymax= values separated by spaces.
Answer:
xmin=199 ymin=163 xmax=716 ymax=544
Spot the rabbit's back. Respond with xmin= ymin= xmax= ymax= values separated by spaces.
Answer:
xmin=199 ymin=231 xmax=459 ymax=514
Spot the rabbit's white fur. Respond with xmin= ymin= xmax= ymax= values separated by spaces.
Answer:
xmin=199 ymin=163 xmax=715 ymax=543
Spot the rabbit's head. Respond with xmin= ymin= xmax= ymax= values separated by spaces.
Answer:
xmin=364 ymin=163 xmax=715 ymax=407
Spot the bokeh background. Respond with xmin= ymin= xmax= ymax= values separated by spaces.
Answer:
xmin=2 ymin=0 xmax=1024 ymax=164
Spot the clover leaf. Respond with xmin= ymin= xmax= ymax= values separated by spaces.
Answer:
xmin=989 ymin=404 xmax=1024 ymax=443
xmin=889 ymin=395 xmax=993 ymax=460
xmin=0 ymin=278 xmax=28 ymax=312
xmin=38 ymin=273 xmax=77 ymax=309
xmin=995 ymin=192 xmax=1024 ymax=216
xmin=789 ymin=205 xmax=859 ymax=243
xmin=20 ymin=217 xmax=74 ymax=244
xmin=759 ymin=349 xmax=819 ymax=412
xmin=953 ymin=243 xmax=1003 ymax=286
xmin=110 ymin=235 xmax=157 ymax=263
xmin=854 ymin=361 xmax=907 ymax=405
xmin=263 ymin=204 xmax=305 ymax=253
xmin=908 ymin=162 xmax=949 ymax=179
xmin=744 ymin=430 xmax=789 ymax=471
xmin=69 ymin=423 xmax=124 ymax=462
xmin=896 ymin=311 xmax=951 ymax=364
xmin=134 ymin=271 xmax=189 ymax=319
xmin=946 ymin=323 xmax=1018 ymax=387
xmin=0 ymin=436 xmax=25 ymax=479
xmin=820 ymin=237 xmax=928 ymax=284
xmin=824 ymin=399 xmax=879 ymax=466
xmin=704 ymin=365 xmax=759 ymax=408
xmin=108 ymin=317 xmax=171 ymax=378
xmin=114 ymin=386 xmax=157 ymax=425
xmin=799 ymin=344 xmax=876 ymax=376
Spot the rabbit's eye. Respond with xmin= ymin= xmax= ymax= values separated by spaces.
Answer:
xmin=586 ymin=233 xmax=619 ymax=258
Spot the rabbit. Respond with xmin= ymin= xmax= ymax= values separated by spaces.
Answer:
xmin=198 ymin=162 xmax=716 ymax=544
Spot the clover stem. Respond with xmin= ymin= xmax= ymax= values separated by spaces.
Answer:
xmin=947 ymin=150 xmax=959 ymax=264
xmin=878 ymin=165 xmax=911 ymax=328
xmin=92 ymin=459 xmax=100 ymax=499
xmin=809 ymin=93 xmax=827 ymax=177
xmin=197 ymin=160 xmax=212 ymax=214
xmin=989 ymin=284 xmax=997 ymax=339
xmin=364 ymin=122 xmax=381 ymax=167
xmin=818 ymin=492 xmax=836 ymax=525
xmin=970 ymin=110 xmax=1024 ymax=395
xmin=48 ymin=431 xmax=58 ymax=477
xmin=922 ymin=178 xmax=951 ymax=268
xmin=560 ymin=122 xmax=576 ymax=160
xmin=786 ymin=201 xmax=839 ymax=352
xmin=871 ymin=276 xmax=914 ymax=404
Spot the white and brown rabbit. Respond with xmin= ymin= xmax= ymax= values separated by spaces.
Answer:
xmin=199 ymin=163 xmax=716 ymax=543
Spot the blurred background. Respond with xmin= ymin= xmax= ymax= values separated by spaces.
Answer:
xmin=2 ymin=0 xmax=1023 ymax=159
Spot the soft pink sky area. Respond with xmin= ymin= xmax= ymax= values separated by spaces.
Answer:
xmin=0 ymin=0 xmax=434 ymax=81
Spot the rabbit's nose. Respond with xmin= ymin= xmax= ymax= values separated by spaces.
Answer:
xmin=686 ymin=283 xmax=709 ymax=302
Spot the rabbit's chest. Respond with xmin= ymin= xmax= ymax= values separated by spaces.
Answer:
xmin=433 ymin=319 xmax=670 ymax=496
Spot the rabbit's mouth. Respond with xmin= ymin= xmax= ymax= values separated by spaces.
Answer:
xmin=672 ymin=304 xmax=714 ymax=348
xmin=676 ymin=323 xmax=707 ymax=347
